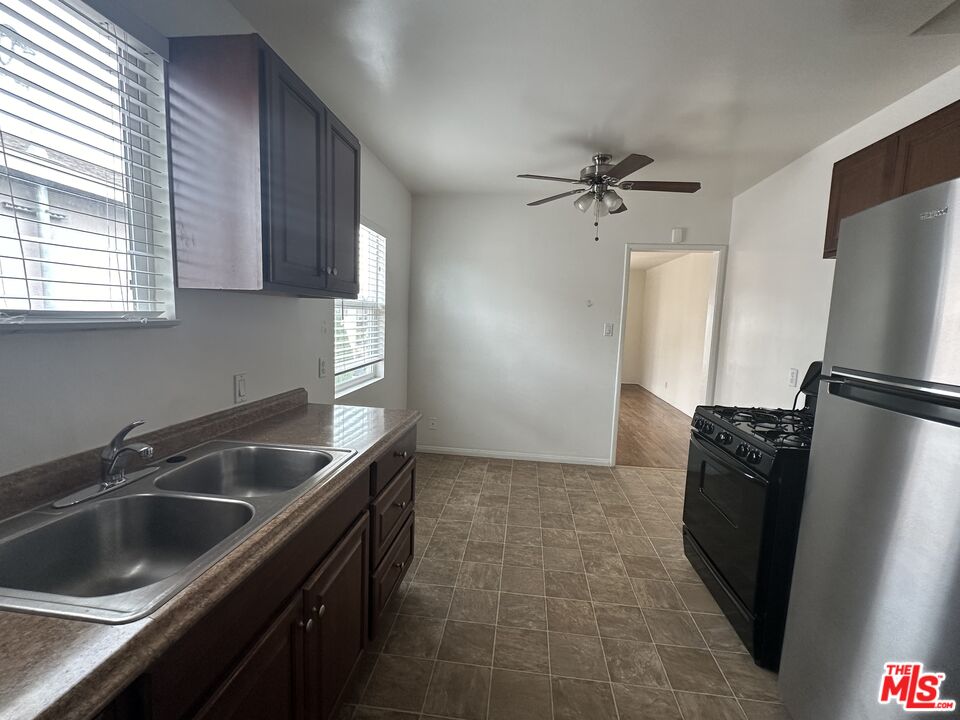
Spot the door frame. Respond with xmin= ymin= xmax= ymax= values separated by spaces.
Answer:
xmin=608 ymin=243 xmax=728 ymax=465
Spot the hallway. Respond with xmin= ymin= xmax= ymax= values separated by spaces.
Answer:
xmin=616 ymin=385 xmax=692 ymax=469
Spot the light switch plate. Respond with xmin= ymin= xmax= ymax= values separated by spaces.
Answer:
xmin=233 ymin=373 xmax=247 ymax=404
xmin=603 ymin=322 xmax=615 ymax=337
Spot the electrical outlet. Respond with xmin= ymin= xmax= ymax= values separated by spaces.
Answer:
xmin=603 ymin=322 xmax=615 ymax=337
xmin=319 ymin=357 xmax=327 ymax=378
xmin=233 ymin=373 xmax=247 ymax=404
xmin=428 ymin=417 xmax=439 ymax=430
xmin=788 ymin=367 xmax=799 ymax=387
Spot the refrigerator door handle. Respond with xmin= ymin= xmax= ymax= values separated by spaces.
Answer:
xmin=827 ymin=367 xmax=960 ymax=429
xmin=831 ymin=367 xmax=960 ymax=402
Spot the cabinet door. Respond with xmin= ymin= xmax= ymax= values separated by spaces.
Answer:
xmin=193 ymin=595 xmax=304 ymax=720
xmin=324 ymin=113 xmax=361 ymax=296
xmin=303 ymin=514 xmax=369 ymax=720
xmin=894 ymin=100 xmax=960 ymax=196
xmin=265 ymin=51 xmax=327 ymax=290
xmin=823 ymin=135 xmax=899 ymax=258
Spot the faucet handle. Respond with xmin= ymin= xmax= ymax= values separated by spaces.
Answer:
xmin=107 ymin=420 xmax=146 ymax=452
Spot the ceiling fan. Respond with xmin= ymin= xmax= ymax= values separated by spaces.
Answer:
xmin=518 ymin=153 xmax=701 ymax=240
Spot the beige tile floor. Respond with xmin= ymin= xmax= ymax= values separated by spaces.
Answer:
xmin=339 ymin=455 xmax=792 ymax=720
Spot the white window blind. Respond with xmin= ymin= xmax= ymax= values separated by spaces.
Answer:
xmin=0 ymin=0 xmax=174 ymax=329
xmin=335 ymin=225 xmax=385 ymax=393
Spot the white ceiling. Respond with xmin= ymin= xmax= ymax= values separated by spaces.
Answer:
xmin=140 ymin=0 xmax=960 ymax=197
xmin=630 ymin=252 xmax=688 ymax=271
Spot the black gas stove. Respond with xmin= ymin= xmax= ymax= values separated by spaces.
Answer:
xmin=691 ymin=406 xmax=814 ymax=476
xmin=683 ymin=401 xmax=816 ymax=670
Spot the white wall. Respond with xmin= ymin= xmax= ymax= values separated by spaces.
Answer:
xmin=0 ymin=8 xmax=412 ymax=476
xmin=408 ymin=192 xmax=732 ymax=463
xmin=628 ymin=253 xmax=715 ymax=416
xmin=715 ymin=66 xmax=960 ymax=409
xmin=621 ymin=268 xmax=645 ymax=385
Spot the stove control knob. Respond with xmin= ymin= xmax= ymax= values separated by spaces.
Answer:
xmin=736 ymin=443 xmax=749 ymax=457
xmin=716 ymin=431 xmax=732 ymax=445
xmin=693 ymin=417 xmax=704 ymax=430
xmin=703 ymin=422 xmax=715 ymax=434
xmin=747 ymin=450 xmax=762 ymax=464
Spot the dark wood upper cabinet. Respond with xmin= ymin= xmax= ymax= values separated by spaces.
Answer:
xmin=823 ymin=136 xmax=900 ymax=258
xmin=324 ymin=113 xmax=361 ymax=295
xmin=824 ymin=100 xmax=960 ymax=258
xmin=169 ymin=34 xmax=359 ymax=298
xmin=894 ymin=99 xmax=960 ymax=196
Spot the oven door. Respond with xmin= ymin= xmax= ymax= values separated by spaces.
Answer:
xmin=682 ymin=433 xmax=768 ymax=613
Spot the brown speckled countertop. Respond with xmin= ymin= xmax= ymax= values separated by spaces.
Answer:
xmin=0 ymin=400 xmax=420 ymax=720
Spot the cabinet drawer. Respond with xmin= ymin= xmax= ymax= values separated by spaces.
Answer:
xmin=370 ymin=513 xmax=414 ymax=633
xmin=371 ymin=459 xmax=415 ymax=565
xmin=371 ymin=427 xmax=416 ymax=496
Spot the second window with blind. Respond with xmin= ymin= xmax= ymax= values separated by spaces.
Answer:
xmin=335 ymin=224 xmax=386 ymax=396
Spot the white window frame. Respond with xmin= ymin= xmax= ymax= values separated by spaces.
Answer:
xmin=0 ymin=0 xmax=175 ymax=333
xmin=334 ymin=221 xmax=386 ymax=398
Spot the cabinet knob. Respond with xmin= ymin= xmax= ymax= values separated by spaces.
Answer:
xmin=393 ymin=560 xmax=405 ymax=570
xmin=393 ymin=500 xmax=407 ymax=510
xmin=304 ymin=617 xmax=315 ymax=633
xmin=394 ymin=450 xmax=409 ymax=459
xmin=316 ymin=604 xmax=326 ymax=619
xmin=332 ymin=267 xmax=339 ymax=276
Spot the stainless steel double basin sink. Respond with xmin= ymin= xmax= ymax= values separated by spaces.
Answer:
xmin=0 ymin=441 xmax=355 ymax=623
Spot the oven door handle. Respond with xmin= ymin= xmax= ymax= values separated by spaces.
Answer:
xmin=689 ymin=434 xmax=768 ymax=487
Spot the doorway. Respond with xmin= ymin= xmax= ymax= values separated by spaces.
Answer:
xmin=611 ymin=245 xmax=726 ymax=467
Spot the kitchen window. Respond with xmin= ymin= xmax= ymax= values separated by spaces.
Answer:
xmin=335 ymin=224 xmax=385 ymax=396
xmin=0 ymin=0 xmax=174 ymax=330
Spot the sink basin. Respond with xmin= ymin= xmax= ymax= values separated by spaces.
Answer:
xmin=0 ymin=440 xmax=354 ymax=622
xmin=0 ymin=495 xmax=252 ymax=597
xmin=154 ymin=445 xmax=334 ymax=497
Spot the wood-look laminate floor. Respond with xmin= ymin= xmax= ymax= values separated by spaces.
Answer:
xmin=616 ymin=384 xmax=692 ymax=469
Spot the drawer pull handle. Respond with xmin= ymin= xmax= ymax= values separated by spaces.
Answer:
xmin=316 ymin=604 xmax=326 ymax=619
xmin=393 ymin=500 xmax=407 ymax=510
xmin=394 ymin=560 xmax=405 ymax=570
xmin=394 ymin=450 xmax=409 ymax=459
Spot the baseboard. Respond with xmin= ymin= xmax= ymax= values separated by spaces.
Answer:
xmin=416 ymin=444 xmax=612 ymax=467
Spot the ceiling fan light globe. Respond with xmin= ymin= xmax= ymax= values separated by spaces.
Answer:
xmin=574 ymin=192 xmax=594 ymax=213
xmin=602 ymin=190 xmax=624 ymax=212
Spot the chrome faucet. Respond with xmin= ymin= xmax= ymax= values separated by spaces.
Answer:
xmin=100 ymin=420 xmax=155 ymax=487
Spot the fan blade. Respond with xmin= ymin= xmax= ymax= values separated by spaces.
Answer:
xmin=609 ymin=202 xmax=628 ymax=215
xmin=605 ymin=154 xmax=654 ymax=181
xmin=619 ymin=181 xmax=701 ymax=193
xmin=517 ymin=174 xmax=584 ymax=184
xmin=527 ymin=189 xmax=584 ymax=206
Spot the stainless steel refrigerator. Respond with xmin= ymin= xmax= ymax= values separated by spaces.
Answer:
xmin=779 ymin=178 xmax=960 ymax=719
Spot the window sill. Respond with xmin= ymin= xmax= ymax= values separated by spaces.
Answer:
xmin=335 ymin=375 xmax=383 ymax=400
xmin=0 ymin=319 xmax=180 ymax=334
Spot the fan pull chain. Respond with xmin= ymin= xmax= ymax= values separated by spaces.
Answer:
xmin=594 ymin=201 xmax=600 ymax=242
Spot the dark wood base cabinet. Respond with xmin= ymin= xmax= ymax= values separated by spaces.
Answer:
xmin=98 ymin=427 xmax=416 ymax=720
xmin=193 ymin=596 xmax=305 ymax=720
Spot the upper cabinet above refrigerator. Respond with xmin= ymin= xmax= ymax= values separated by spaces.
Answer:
xmin=168 ymin=34 xmax=361 ymax=298
xmin=824 ymin=100 xmax=960 ymax=259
